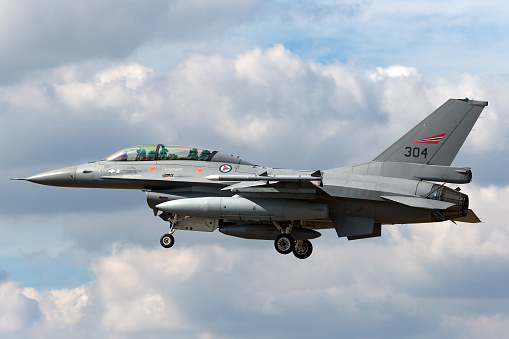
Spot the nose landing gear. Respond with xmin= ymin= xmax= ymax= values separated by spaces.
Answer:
xmin=160 ymin=233 xmax=175 ymax=248
xmin=160 ymin=214 xmax=179 ymax=249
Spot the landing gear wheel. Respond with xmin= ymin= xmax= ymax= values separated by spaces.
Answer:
xmin=293 ymin=240 xmax=313 ymax=259
xmin=160 ymin=233 xmax=175 ymax=248
xmin=274 ymin=234 xmax=295 ymax=255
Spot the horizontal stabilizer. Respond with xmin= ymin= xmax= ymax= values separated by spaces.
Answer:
xmin=453 ymin=209 xmax=481 ymax=223
xmin=381 ymin=195 xmax=454 ymax=210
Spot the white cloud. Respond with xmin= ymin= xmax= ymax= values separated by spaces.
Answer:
xmin=0 ymin=0 xmax=508 ymax=337
xmin=2 ymin=43 xmax=509 ymax=338
xmin=371 ymin=65 xmax=418 ymax=80
xmin=54 ymin=63 xmax=153 ymax=112
xmin=444 ymin=314 xmax=509 ymax=339
xmin=0 ymin=281 xmax=41 ymax=333
xmin=24 ymin=286 xmax=89 ymax=330
xmin=2 ymin=44 xmax=508 ymax=186
xmin=1 ymin=0 xmax=509 ymax=86
xmin=0 ymin=0 xmax=261 ymax=81
xmin=95 ymin=63 xmax=152 ymax=90
xmin=3 ymin=182 xmax=509 ymax=338
xmin=94 ymin=246 xmax=202 ymax=332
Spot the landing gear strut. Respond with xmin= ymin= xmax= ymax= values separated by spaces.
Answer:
xmin=160 ymin=214 xmax=179 ymax=249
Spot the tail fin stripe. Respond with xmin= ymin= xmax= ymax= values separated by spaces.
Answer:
xmin=412 ymin=133 xmax=447 ymax=144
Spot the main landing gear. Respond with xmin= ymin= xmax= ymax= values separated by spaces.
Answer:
xmin=293 ymin=239 xmax=313 ymax=260
xmin=273 ymin=222 xmax=313 ymax=259
xmin=160 ymin=214 xmax=179 ymax=249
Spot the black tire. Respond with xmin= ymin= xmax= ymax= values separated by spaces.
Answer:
xmin=293 ymin=240 xmax=313 ymax=259
xmin=160 ymin=233 xmax=175 ymax=248
xmin=274 ymin=234 xmax=295 ymax=255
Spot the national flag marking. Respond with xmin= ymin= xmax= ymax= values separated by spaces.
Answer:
xmin=412 ymin=133 xmax=446 ymax=144
xmin=219 ymin=164 xmax=232 ymax=173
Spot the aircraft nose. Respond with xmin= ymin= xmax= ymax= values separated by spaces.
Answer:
xmin=26 ymin=165 xmax=78 ymax=187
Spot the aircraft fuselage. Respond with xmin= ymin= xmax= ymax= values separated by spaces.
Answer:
xmin=17 ymin=98 xmax=487 ymax=259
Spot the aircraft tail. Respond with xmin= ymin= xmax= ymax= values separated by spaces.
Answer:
xmin=374 ymin=98 xmax=488 ymax=166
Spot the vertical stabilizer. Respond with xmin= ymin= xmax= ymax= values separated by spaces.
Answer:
xmin=374 ymin=99 xmax=488 ymax=166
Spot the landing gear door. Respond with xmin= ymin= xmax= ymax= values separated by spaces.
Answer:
xmin=179 ymin=217 xmax=219 ymax=232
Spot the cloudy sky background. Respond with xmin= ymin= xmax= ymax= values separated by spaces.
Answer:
xmin=1 ymin=0 xmax=509 ymax=337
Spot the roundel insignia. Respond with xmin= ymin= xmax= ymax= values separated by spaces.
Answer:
xmin=219 ymin=164 xmax=232 ymax=173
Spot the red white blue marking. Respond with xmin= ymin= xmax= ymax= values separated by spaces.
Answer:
xmin=219 ymin=164 xmax=232 ymax=173
xmin=412 ymin=133 xmax=446 ymax=144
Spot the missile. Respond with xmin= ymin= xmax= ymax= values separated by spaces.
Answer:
xmin=219 ymin=224 xmax=321 ymax=240
xmin=155 ymin=196 xmax=328 ymax=221
xmin=205 ymin=174 xmax=322 ymax=181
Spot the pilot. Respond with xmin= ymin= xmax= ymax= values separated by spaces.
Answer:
xmin=199 ymin=149 xmax=211 ymax=160
xmin=188 ymin=148 xmax=199 ymax=160
xmin=147 ymin=150 xmax=156 ymax=161
xmin=159 ymin=147 xmax=169 ymax=160
xmin=136 ymin=148 xmax=147 ymax=161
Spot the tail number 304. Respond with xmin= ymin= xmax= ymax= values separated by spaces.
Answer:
xmin=404 ymin=147 xmax=428 ymax=158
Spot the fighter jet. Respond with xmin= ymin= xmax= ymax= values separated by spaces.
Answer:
xmin=14 ymin=98 xmax=487 ymax=259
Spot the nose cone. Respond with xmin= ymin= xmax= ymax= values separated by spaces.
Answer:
xmin=27 ymin=166 xmax=78 ymax=187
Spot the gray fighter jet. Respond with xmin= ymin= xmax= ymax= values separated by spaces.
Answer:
xmin=14 ymin=98 xmax=487 ymax=259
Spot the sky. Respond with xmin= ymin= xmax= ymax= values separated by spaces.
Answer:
xmin=1 ymin=0 xmax=509 ymax=337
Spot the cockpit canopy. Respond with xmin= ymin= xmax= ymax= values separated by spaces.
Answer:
xmin=104 ymin=145 xmax=213 ymax=161
xmin=103 ymin=144 xmax=254 ymax=165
